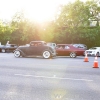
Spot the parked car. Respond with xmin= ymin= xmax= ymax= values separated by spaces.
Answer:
xmin=56 ymin=44 xmax=85 ymax=58
xmin=85 ymin=47 xmax=100 ymax=57
xmin=71 ymin=44 xmax=87 ymax=50
xmin=14 ymin=41 xmax=56 ymax=59
xmin=0 ymin=44 xmax=18 ymax=53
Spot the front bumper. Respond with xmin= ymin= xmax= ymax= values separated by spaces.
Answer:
xmin=87 ymin=53 xmax=95 ymax=56
xmin=85 ymin=50 xmax=96 ymax=56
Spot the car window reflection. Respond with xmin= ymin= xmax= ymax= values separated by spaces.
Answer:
xmin=65 ymin=46 xmax=70 ymax=49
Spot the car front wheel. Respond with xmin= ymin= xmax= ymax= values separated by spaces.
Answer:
xmin=42 ymin=51 xmax=51 ymax=59
xmin=70 ymin=52 xmax=76 ymax=58
xmin=14 ymin=50 xmax=21 ymax=58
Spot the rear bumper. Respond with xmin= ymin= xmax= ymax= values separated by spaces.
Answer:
xmin=51 ymin=53 xmax=56 ymax=57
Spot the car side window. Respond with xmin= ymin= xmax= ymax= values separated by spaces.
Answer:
xmin=30 ymin=43 xmax=34 ymax=46
xmin=11 ymin=45 xmax=15 ymax=47
xmin=30 ymin=42 xmax=42 ymax=46
xmin=38 ymin=43 xmax=42 ymax=46
xmin=34 ymin=43 xmax=38 ymax=46
xmin=59 ymin=46 xmax=63 ymax=49
xmin=58 ymin=45 xmax=65 ymax=49
xmin=6 ymin=45 xmax=10 ymax=47
xmin=65 ymin=46 xmax=70 ymax=49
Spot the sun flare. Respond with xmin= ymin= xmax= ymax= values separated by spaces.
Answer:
xmin=23 ymin=0 xmax=75 ymax=23
xmin=0 ymin=0 xmax=73 ymax=22
xmin=23 ymin=0 xmax=58 ymax=22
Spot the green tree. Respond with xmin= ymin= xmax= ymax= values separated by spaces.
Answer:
xmin=53 ymin=0 xmax=100 ymax=46
xmin=0 ymin=20 xmax=13 ymax=44
xmin=10 ymin=11 xmax=37 ymax=44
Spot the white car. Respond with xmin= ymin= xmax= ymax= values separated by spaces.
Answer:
xmin=85 ymin=47 xmax=100 ymax=57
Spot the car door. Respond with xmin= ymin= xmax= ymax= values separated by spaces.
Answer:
xmin=34 ymin=43 xmax=45 ymax=55
xmin=63 ymin=45 xmax=70 ymax=56
xmin=29 ymin=43 xmax=38 ymax=55
xmin=25 ymin=42 xmax=44 ymax=56
xmin=56 ymin=45 xmax=65 ymax=56
xmin=25 ymin=43 xmax=37 ymax=56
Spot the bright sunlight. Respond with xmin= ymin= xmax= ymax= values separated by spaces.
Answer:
xmin=25 ymin=0 xmax=58 ymax=22
xmin=0 ymin=0 xmax=75 ymax=22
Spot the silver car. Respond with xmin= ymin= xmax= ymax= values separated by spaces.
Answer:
xmin=72 ymin=44 xmax=87 ymax=50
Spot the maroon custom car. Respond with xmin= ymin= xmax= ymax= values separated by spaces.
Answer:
xmin=56 ymin=44 xmax=85 ymax=58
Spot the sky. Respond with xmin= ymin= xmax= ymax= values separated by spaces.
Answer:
xmin=0 ymin=0 xmax=76 ymax=22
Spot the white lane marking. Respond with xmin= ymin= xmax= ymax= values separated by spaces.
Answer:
xmin=14 ymin=74 xmax=93 ymax=82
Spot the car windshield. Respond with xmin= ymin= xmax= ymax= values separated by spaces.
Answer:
xmin=89 ymin=47 xmax=97 ymax=50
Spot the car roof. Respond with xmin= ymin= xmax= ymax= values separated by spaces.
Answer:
xmin=30 ymin=41 xmax=46 ymax=43
xmin=31 ymin=41 xmax=45 ymax=42
xmin=57 ymin=44 xmax=72 ymax=46
xmin=57 ymin=44 xmax=70 ymax=45
xmin=72 ymin=43 xmax=85 ymax=45
xmin=6 ymin=44 xmax=17 ymax=45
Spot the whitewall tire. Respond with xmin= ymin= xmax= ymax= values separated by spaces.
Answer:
xmin=70 ymin=52 xmax=76 ymax=58
xmin=14 ymin=50 xmax=21 ymax=58
xmin=42 ymin=51 xmax=51 ymax=59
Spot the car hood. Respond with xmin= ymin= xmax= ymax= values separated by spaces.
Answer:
xmin=86 ymin=49 xmax=97 ymax=52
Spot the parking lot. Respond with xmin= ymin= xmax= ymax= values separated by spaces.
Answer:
xmin=0 ymin=53 xmax=100 ymax=100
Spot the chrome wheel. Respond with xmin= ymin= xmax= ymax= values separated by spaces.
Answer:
xmin=43 ymin=51 xmax=51 ymax=59
xmin=14 ymin=50 xmax=21 ymax=58
xmin=2 ymin=49 xmax=6 ymax=53
xmin=70 ymin=52 xmax=76 ymax=58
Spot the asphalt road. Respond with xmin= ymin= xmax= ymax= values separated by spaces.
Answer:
xmin=0 ymin=53 xmax=100 ymax=100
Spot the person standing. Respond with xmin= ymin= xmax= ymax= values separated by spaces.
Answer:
xmin=6 ymin=41 xmax=9 ymax=45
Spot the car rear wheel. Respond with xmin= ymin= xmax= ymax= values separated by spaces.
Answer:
xmin=14 ymin=50 xmax=21 ymax=58
xmin=70 ymin=52 xmax=76 ymax=58
xmin=42 ymin=51 xmax=51 ymax=59
xmin=2 ymin=49 xmax=6 ymax=53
